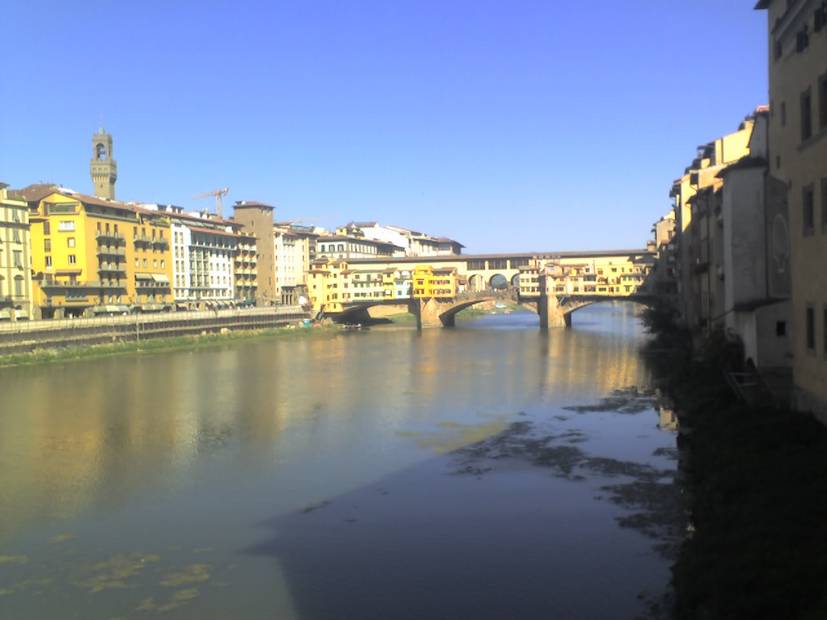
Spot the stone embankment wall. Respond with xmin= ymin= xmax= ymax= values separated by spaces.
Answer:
xmin=0 ymin=307 xmax=309 ymax=354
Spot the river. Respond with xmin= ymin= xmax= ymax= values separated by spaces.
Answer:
xmin=0 ymin=304 xmax=682 ymax=619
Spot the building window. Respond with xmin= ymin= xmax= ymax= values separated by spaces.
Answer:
xmin=43 ymin=220 xmax=50 ymax=235
xmin=776 ymin=321 xmax=787 ymax=337
xmin=819 ymin=74 xmax=827 ymax=131
xmin=45 ymin=255 xmax=52 ymax=267
xmin=781 ymin=101 xmax=787 ymax=126
xmin=806 ymin=305 xmax=816 ymax=352
xmin=68 ymin=254 xmax=77 ymax=265
xmin=12 ymin=228 xmax=20 ymax=242
xmin=67 ymin=237 xmax=76 ymax=248
xmin=824 ymin=307 xmax=827 ymax=357
xmin=796 ymin=25 xmax=809 ymax=52
xmin=801 ymin=88 xmax=813 ymax=142
xmin=822 ymin=178 xmax=827 ymax=233
xmin=58 ymin=220 xmax=75 ymax=232
xmin=13 ymin=251 xmax=22 ymax=268
xmin=14 ymin=277 xmax=23 ymax=298
xmin=804 ymin=185 xmax=815 ymax=236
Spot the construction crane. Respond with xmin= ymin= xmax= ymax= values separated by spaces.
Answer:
xmin=193 ymin=187 xmax=229 ymax=218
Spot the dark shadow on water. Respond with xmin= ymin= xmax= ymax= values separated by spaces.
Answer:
xmin=243 ymin=419 xmax=682 ymax=620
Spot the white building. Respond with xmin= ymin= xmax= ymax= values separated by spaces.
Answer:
xmin=273 ymin=224 xmax=315 ymax=305
xmin=337 ymin=222 xmax=464 ymax=257
xmin=143 ymin=204 xmax=240 ymax=308
xmin=315 ymin=235 xmax=404 ymax=260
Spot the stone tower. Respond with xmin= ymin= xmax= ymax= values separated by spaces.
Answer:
xmin=90 ymin=128 xmax=117 ymax=199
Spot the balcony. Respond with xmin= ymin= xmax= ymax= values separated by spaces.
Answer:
xmin=40 ymin=279 xmax=90 ymax=290
xmin=152 ymin=238 xmax=170 ymax=250
xmin=98 ymin=262 xmax=126 ymax=274
xmin=97 ymin=246 xmax=125 ymax=258
xmin=133 ymin=235 xmax=152 ymax=247
xmin=98 ymin=280 xmax=126 ymax=289
xmin=96 ymin=231 xmax=125 ymax=244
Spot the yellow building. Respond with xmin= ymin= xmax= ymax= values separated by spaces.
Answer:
xmin=0 ymin=183 xmax=34 ymax=320
xmin=412 ymin=265 xmax=458 ymax=299
xmin=307 ymin=258 xmax=350 ymax=315
xmin=670 ymin=115 xmax=756 ymax=328
xmin=22 ymin=187 xmax=173 ymax=317
xmin=518 ymin=255 xmax=653 ymax=299
xmin=757 ymin=0 xmax=827 ymax=416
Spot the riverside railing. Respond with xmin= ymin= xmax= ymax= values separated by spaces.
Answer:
xmin=0 ymin=306 xmax=310 ymax=353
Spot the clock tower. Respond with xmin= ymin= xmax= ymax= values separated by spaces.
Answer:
xmin=90 ymin=128 xmax=117 ymax=199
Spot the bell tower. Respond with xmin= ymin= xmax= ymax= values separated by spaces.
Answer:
xmin=90 ymin=128 xmax=117 ymax=199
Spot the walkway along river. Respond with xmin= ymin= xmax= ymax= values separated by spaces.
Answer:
xmin=0 ymin=304 xmax=684 ymax=619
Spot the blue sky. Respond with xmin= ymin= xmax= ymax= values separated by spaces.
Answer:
xmin=2 ymin=1 xmax=767 ymax=253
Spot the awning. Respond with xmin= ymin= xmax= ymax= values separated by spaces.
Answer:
xmin=151 ymin=274 xmax=169 ymax=283
xmin=56 ymin=269 xmax=82 ymax=275
xmin=93 ymin=304 xmax=130 ymax=315
xmin=135 ymin=272 xmax=153 ymax=280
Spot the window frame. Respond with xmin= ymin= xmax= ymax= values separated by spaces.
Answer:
xmin=806 ymin=304 xmax=816 ymax=353
xmin=803 ymin=184 xmax=816 ymax=236
xmin=819 ymin=72 xmax=827 ymax=131
xmin=801 ymin=87 xmax=813 ymax=142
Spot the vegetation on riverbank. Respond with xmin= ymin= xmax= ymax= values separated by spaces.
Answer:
xmin=0 ymin=324 xmax=338 ymax=369
xmin=456 ymin=299 xmax=524 ymax=320
xmin=641 ymin=305 xmax=827 ymax=619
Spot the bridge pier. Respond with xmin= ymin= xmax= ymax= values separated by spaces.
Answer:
xmin=410 ymin=298 xmax=455 ymax=329
xmin=537 ymin=293 xmax=569 ymax=329
xmin=537 ymin=274 xmax=569 ymax=329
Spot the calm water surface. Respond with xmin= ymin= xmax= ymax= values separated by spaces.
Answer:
xmin=0 ymin=304 xmax=680 ymax=619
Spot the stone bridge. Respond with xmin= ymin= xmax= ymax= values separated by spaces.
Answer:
xmin=331 ymin=287 xmax=658 ymax=330
xmin=522 ymin=292 xmax=658 ymax=328
xmin=410 ymin=292 xmax=500 ymax=329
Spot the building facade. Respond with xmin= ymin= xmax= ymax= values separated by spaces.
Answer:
xmin=22 ymin=188 xmax=173 ymax=317
xmin=234 ymin=233 xmax=258 ymax=303
xmin=142 ymin=204 xmax=241 ymax=308
xmin=233 ymin=201 xmax=276 ymax=305
xmin=337 ymin=222 xmax=464 ymax=257
xmin=315 ymin=235 xmax=404 ymax=260
xmin=670 ymin=115 xmax=756 ymax=330
xmin=0 ymin=183 xmax=34 ymax=320
xmin=273 ymin=223 xmax=315 ymax=305
xmin=757 ymin=0 xmax=827 ymax=415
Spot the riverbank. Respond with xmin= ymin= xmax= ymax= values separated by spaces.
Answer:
xmin=643 ymin=309 xmax=827 ymax=619
xmin=0 ymin=324 xmax=339 ymax=369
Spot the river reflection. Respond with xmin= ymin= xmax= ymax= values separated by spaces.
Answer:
xmin=0 ymin=303 xmax=678 ymax=619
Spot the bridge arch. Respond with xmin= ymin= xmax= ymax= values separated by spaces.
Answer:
xmin=489 ymin=274 xmax=508 ymax=290
xmin=468 ymin=274 xmax=484 ymax=292
xmin=555 ymin=297 xmax=656 ymax=326
xmin=511 ymin=273 xmax=520 ymax=288
xmin=438 ymin=296 xmax=496 ymax=327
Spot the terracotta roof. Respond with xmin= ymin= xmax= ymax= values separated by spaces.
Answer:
xmin=9 ymin=183 xmax=59 ymax=204
xmin=189 ymin=226 xmax=239 ymax=238
xmin=160 ymin=209 xmax=240 ymax=228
